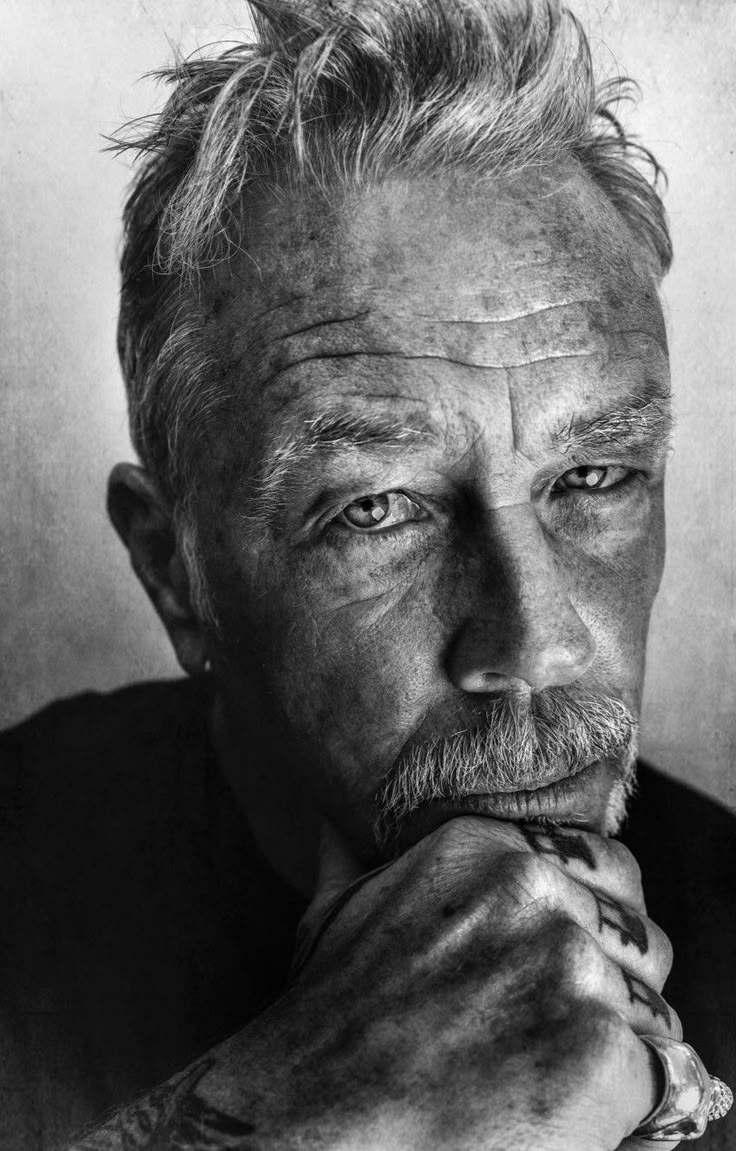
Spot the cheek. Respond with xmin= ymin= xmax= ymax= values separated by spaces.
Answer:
xmin=260 ymin=549 xmax=450 ymax=769
xmin=564 ymin=495 xmax=665 ymax=702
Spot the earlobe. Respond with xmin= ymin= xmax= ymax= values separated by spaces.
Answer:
xmin=107 ymin=463 xmax=209 ymax=676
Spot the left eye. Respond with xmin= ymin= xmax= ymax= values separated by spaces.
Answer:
xmin=552 ymin=465 xmax=631 ymax=492
xmin=335 ymin=491 xmax=425 ymax=531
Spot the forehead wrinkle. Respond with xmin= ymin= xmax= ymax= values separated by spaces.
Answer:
xmin=407 ymin=298 xmax=603 ymax=324
xmin=230 ymin=294 xmax=619 ymax=390
xmin=255 ymin=348 xmax=604 ymax=394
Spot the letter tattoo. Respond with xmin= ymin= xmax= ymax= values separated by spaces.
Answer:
xmin=518 ymin=825 xmax=597 ymax=870
xmin=593 ymin=891 xmax=649 ymax=955
xmin=621 ymin=968 xmax=671 ymax=1027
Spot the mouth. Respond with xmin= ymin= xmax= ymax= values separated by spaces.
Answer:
xmin=393 ymin=758 xmax=619 ymax=851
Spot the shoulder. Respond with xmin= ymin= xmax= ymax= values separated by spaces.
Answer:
xmin=0 ymin=676 xmax=216 ymax=919
xmin=0 ymin=675 xmax=213 ymax=761
xmin=0 ymin=678 xmax=224 ymax=1149
xmin=0 ymin=676 xmax=213 ymax=808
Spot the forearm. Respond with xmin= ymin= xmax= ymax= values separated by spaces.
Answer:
xmin=65 ymin=1055 xmax=257 ymax=1150
xmin=64 ymin=1001 xmax=300 ymax=1151
xmin=64 ymin=997 xmax=337 ymax=1151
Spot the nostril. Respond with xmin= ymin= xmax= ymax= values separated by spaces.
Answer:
xmin=445 ymin=616 xmax=596 ymax=695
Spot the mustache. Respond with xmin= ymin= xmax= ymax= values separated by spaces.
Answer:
xmin=373 ymin=687 xmax=638 ymax=850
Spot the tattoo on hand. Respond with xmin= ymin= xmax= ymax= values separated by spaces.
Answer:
xmin=593 ymin=891 xmax=648 ymax=955
xmin=621 ymin=968 xmax=671 ymax=1027
xmin=519 ymin=825 xmax=597 ymax=870
xmin=72 ymin=1058 xmax=257 ymax=1150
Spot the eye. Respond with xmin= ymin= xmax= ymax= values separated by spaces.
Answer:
xmin=552 ymin=465 xmax=632 ymax=493
xmin=335 ymin=491 xmax=425 ymax=532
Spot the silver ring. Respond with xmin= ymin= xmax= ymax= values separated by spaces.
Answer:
xmin=634 ymin=1035 xmax=733 ymax=1141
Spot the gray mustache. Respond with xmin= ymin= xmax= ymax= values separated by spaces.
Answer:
xmin=374 ymin=688 xmax=638 ymax=848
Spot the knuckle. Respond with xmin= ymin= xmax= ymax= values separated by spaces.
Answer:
xmin=493 ymin=849 xmax=559 ymax=905
xmin=608 ymin=838 xmax=642 ymax=879
xmin=566 ymin=999 xmax=630 ymax=1073
xmin=552 ymin=916 xmax=603 ymax=989
xmin=547 ymin=917 xmax=606 ymax=991
xmin=429 ymin=814 xmax=499 ymax=855
xmin=606 ymin=840 xmax=645 ymax=899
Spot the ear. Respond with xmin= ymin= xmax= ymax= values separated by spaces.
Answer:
xmin=107 ymin=463 xmax=209 ymax=676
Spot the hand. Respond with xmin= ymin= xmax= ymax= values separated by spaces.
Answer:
xmin=213 ymin=816 xmax=683 ymax=1150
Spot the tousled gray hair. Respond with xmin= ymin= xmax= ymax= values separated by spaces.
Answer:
xmin=114 ymin=0 xmax=672 ymax=526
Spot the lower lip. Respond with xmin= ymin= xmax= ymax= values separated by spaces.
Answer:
xmin=399 ymin=760 xmax=615 ymax=846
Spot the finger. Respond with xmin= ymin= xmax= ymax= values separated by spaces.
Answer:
xmin=617 ymin=1039 xmax=688 ymax=1150
xmin=582 ymin=884 xmax=673 ymax=994
xmin=430 ymin=816 xmax=646 ymax=911
xmin=534 ymin=861 xmax=673 ymax=993
xmin=511 ymin=821 xmax=646 ymax=912
xmin=536 ymin=917 xmax=681 ymax=1041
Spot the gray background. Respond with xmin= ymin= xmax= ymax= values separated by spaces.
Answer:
xmin=1 ymin=0 xmax=734 ymax=811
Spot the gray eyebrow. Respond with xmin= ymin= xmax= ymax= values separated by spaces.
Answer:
xmin=554 ymin=382 xmax=674 ymax=456
xmin=244 ymin=382 xmax=673 ymax=531
xmin=246 ymin=409 xmax=434 ymax=529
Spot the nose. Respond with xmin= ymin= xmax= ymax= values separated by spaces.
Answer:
xmin=445 ymin=503 xmax=596 ymax=693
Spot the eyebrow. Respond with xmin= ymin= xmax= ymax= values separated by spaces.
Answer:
xmin=553 ymin=380 xmax=674 ymax=457
xmin=247 ymin=409 xmax=435 ymax=527
xmin=246 ymin=381 xmax=673 ymax=530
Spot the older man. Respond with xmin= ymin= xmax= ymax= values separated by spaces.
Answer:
xmin=1 ymin=1 xmax=734 ymax=1148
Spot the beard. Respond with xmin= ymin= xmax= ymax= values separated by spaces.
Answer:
xmin=373 ymin=686 xmax=639 ymax=854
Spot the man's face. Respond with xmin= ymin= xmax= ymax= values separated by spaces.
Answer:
xmin=195 ymin=165 xmax=670 ymax=864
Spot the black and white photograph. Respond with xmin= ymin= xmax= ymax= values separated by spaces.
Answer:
xmin=1 ymin=1 xmax=734 ymax=1148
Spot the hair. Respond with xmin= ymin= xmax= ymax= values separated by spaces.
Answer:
xmin=113 ymin=0 xmax=672 ymax=538
xmin=373 ymin=685 xmax=638 ymax=853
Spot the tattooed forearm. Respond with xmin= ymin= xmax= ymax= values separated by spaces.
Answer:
xmin=621 ymin=968 xmax=671 ymax=1027
xmin=518 ymin=824 xmax=597 ymax=870
xmin=68 ymin=1059 xmax=258 ymax=1150
xmin=593 ymin=890 xmax=649 ymax=955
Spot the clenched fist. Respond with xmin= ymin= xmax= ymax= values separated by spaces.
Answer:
xmin=193 ymin=817 xmax=682 ymax=1151
xmin=69 ymin=817 xmax=686 ymax=1150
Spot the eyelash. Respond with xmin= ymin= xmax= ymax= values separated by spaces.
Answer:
xmin=322 ymin=467 xmax=643 ymax=542
xmin=326 ymin=492 xmax=428 ymax=537
xmin=549 ymin=466 xmax=642 ymax=499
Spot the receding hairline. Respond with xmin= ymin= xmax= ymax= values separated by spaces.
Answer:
xmin=208 ymin=157 xmax=665 ymax=293
xmin=114 ymin=0 xmax=673 ymax=523
xmin=203 ymin=160 xmax=669 ymax=400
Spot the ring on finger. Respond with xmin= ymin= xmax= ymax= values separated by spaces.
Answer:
xmin=634 ymin=1035 xmax=733 ymax=1141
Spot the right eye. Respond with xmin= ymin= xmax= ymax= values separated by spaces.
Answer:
xmin=334 ymin=491 xmax=426 ymax=532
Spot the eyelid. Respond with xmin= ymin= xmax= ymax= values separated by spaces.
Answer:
xmin=333 ymin=490 xmax=427 ymax=533
xmin=555 ymin=464 xmax=627 ymax=487
xmin=549 ymin=466 xmax=642 ymax=500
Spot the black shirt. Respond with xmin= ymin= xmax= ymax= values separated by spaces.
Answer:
xmin=0 ymin=678 xmax=733 ymax=1149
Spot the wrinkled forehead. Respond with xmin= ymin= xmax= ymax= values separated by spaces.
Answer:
xmin=213 ymin=167 xmax=664 ymax=338
xmin=204 ymin=166 xmax=668 ymax=464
